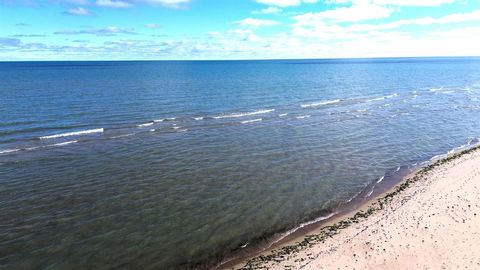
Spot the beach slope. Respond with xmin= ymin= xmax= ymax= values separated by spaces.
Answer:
xmin=238 ymin=146 xmax=480 ymax=269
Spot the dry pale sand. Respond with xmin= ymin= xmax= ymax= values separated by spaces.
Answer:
xmin=237 ymin=146 xmax=480 ymax=270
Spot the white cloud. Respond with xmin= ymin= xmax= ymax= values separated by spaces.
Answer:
xmin=325 ymin=0 xmax=456 ymax=6
xmin=138 ymin=0 xmax=190 ymax=7
xmin=372 ymin=0 xmax=455 ymax=6
xmin=63 ymin=7 xmax=93 ymax=16
xmin=228 ymin=29 xmax=262 ymax=42
xmin=344 ymin=9 xmax=480 ymax=32
xmin=255 ymin=0 xmax=317 ymax=7
xmin=236 ymin=18 xmax=280 ymax=27
xmin=252 ymin=7 xmax=282 ymax=14
xmin=96 ymin=0 xmax=132 ymax=8
xmin=54 ymin=26 xmax=137 ymax=36
xmin=429 ymin=26 xmax=480 ymax=38
xmin=95 ymin=0 xmax=190 ymax=8
xmin=293 ymin=2 xmax=393 ymax=24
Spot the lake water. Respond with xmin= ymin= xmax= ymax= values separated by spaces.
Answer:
xmin=1 ymin=58 xmax=480 ymax=269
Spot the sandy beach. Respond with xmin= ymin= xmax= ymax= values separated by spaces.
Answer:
xmin=235 ymin=145 xmax=480 ymax=270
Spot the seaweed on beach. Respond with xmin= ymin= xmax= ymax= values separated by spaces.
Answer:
xmin=238 ymin=145 xmax=480 ymax=270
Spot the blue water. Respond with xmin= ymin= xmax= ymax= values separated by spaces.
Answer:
xmin=1 ymin=58 xmax=480 ymax=269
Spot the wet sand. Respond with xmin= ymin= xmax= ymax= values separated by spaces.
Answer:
xmin=234 ymin=145 xmax=480 ymax=269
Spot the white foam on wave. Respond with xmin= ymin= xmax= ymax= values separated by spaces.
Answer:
xmin=296 ymin=115 xmax=311 ymax=119
xmin=154 ymin=117 xmax=176 ymax=123
xmin=430 ymin=87 xmax=469 ymax=93
xmin=278 ymin=113 xmax=288 ymax=117
xmin=194 ymin=117 xmax=204 ymax=121
xmin=447 ymin=138 xmax=480 ymax=155
xmin=376 ymin=176 xmax=385 ymax=184
xmin=268 ymin=212 xmax=337 ymax=249
xmin=2 ymin=140 xmax=79 ymax=154
xmin=0 ymin=148 xmax=21 ymax=154
xmin=430 ymin=154 xmax=446 ymax=162
xmin=39 ymin=128 xmax=104 ymax=140
xmin=366 ymin=93 xmax=398 ymax=102
xmin=429 ymin=87 xmax=444 ymax=92
xmin=137 ymin=122 xmax=154 ymax=128
xmin=365 ymin=187 xmax=375 ymax=197
xmin=213 ymin=109 xmax=275 ymax=119
xmin=301 ymin=99 xmax=340 ymax=108
xmin=51 ymin=140 xmax=78 ymax=147
xmin=241 ymin=118 xmax=262 ymax=124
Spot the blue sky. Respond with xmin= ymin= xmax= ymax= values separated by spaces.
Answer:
xmin=1 ymin=0 xmax=480 ymax=60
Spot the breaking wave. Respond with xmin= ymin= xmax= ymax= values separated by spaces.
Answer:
xmin=301 ymin=99 xmax=340 ymax=108
xmin=213 ymin=109 xmax=275 ymax=119
xmin=39 ymin=128 xmax=104 ymax=140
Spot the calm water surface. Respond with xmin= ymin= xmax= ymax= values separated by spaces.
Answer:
xmin=1 ymin=58 xmax=480 ymax=269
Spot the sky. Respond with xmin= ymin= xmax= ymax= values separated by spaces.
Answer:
xmin=1 ymin=0 xmax=480 ymax=60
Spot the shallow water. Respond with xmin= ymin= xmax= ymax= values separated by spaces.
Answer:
xmin=1 ymin=58 xmax=480 ymax=269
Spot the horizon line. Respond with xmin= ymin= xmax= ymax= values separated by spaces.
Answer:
xmin=1 ymin=55 xmax=480 ymax=63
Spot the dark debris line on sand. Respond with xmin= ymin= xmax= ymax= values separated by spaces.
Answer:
xmin=237 ymin=145 xmax=480 ymax=270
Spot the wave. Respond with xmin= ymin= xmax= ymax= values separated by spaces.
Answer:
xmin=154 ymin=117 xmax=176 ymax=123
xmin=296 ymin=115 xmax=311 ymax=119
xmin=241 ymin=118 xmax=262 ymax=124
xmin=1 ymin=140 xmax=79 ymax=155
xmin=425 ymin=138 xmax=480 ymax=165
xmin=268 ymin=212 xmax=337 ymax=248
xmin=429 ymin=87 xmax=444 ymax=92
xmin=213 ymin=109 xmax=275 ymax=119
xmin=301 ymin=99 xmax=340 ymax=108
xmin=447 ymin=137 xmax=480 ymax=155
xmin=278 ymin=113 xmax=288 ymax=117
xmin=366 ymin=93 xmax=398 ymax=102
xmin=376 ymin=176 xmax=385 ymax=184
xmin=365 ymin=187 xmax=375 ymax=197
xmin=430 ymin=87 xmax=470 ymax=93
xmin=194 ymin=117 xmax=204 ymax=121
xmin=51 ymin=140 xmax=78 ymax=147
xmin=137 ymin=122 xmax=154 ymax=128
xmin=0 ymin=148 xmax=21 ymax=154
xmin=39 ymin=128 xmax=104 ymax=140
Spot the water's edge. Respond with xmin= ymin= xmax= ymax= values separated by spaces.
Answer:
xmin=214 ymin=142 xmax=480 ymax=270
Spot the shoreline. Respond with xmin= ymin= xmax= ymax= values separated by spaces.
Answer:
xmin=221 ymin=144 xmax=480 ymax=270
